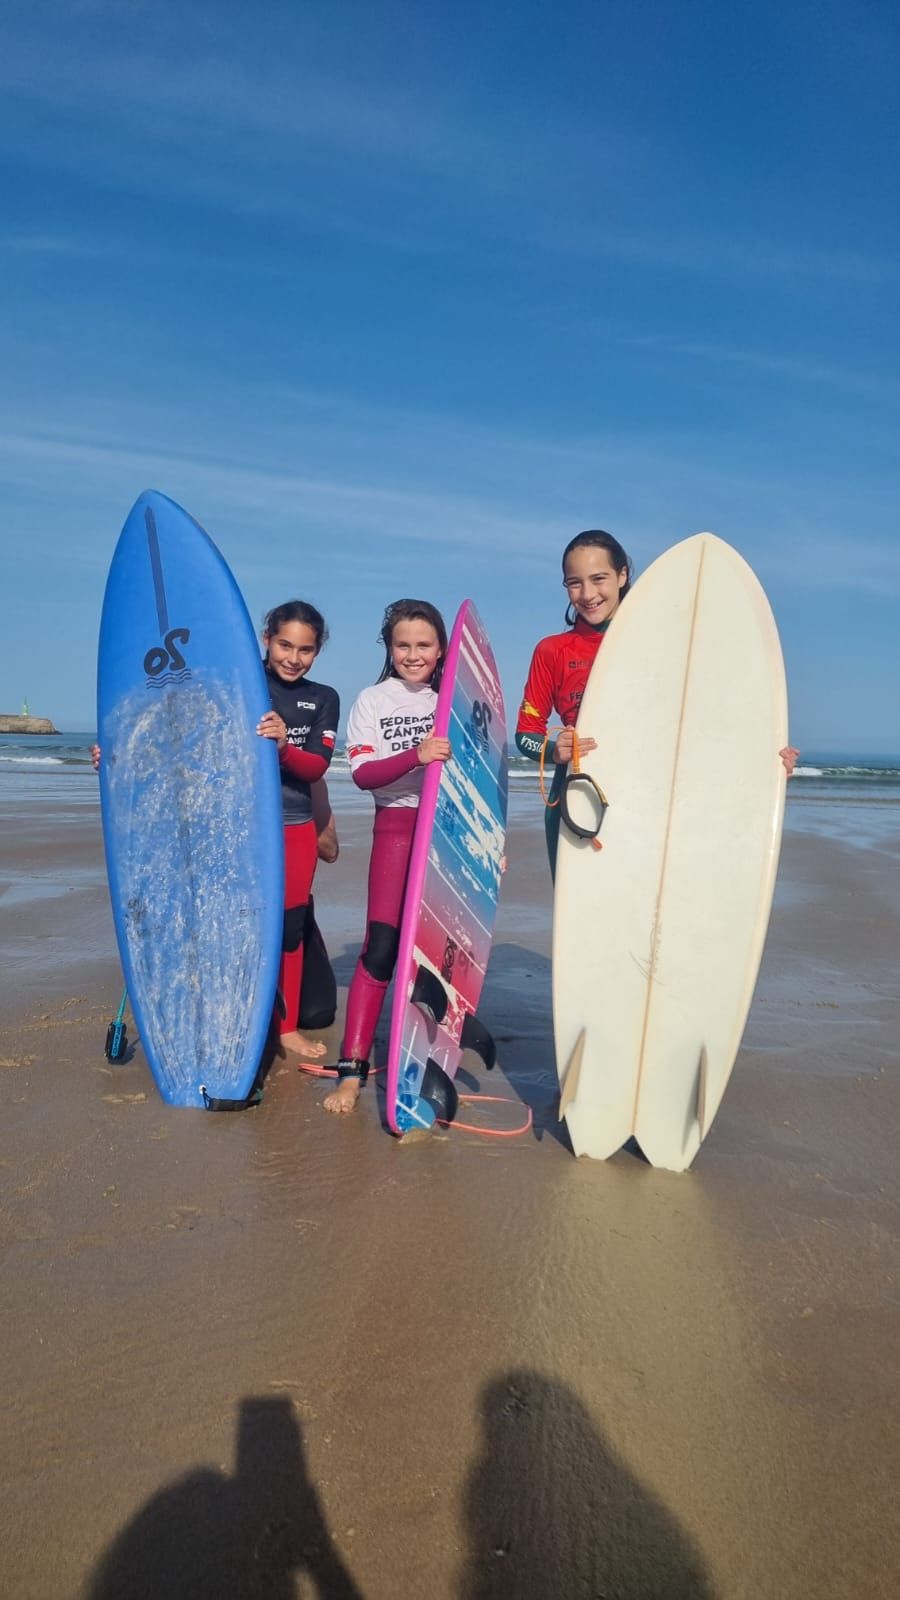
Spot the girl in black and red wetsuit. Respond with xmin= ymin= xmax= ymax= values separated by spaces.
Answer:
xmin=322 ymin=599 xmax=450 ymax=1115
xmin=256 ymin=600 xmax=340 ymax=1060
xmin=516 ymin=530 xmax=632 ymax=878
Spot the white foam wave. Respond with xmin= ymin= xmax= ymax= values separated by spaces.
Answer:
xmin=793 ymin=766 xmax=824 ymax=777
xmin=0 ymin=754 xmax=65 ymax=765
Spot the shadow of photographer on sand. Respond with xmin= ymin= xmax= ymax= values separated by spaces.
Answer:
xmin=461 ymin=1369 xmax=714 ymax=1599
xmin=86 ymin=1375 xmax=712 ymax=1597
xmin=87 ymin=1395 xmax=362 ymax=1600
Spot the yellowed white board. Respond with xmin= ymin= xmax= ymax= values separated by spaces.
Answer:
xmin=553 ymin=533 xmax=788 ymax=1171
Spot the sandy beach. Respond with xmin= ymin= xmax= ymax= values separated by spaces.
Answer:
xmin=1 ymin=771 xmax=898 ymax=1599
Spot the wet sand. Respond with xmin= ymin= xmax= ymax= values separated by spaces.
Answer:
xmin=1 ymin=786 xmax=898 ymax=1599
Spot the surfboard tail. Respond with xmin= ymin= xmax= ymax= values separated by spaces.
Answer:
xmin=557 ymin=1030 xmax=640 ymax=1161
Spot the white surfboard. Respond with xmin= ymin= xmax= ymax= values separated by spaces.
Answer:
xmin=553 ymin=533 xmax=788 ymax=1171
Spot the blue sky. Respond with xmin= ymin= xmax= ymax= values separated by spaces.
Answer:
xmin=1 ymin=0 xmax=898 ymax=752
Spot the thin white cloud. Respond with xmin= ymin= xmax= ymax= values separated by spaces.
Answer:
xmin=0 ymin=15 xmax=553 ymax=193
xmin=561 ymin=227 xmax=895 ymax=285
xmin=2 ymin=388 xmax=898 ymax=602
xmin=1 ymin=232 xmax=107 ymax=258
xmin=621 ymin=332 xmax=900 ymax=397
xmin=0 ymin=9 xmax=893 ymax=287
xmin=0 ymin=426 xmax=569 ymax=563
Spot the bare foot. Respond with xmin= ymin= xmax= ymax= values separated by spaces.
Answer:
xmin=323 ymin=1077 xmax=362 ymax=1115
xmin=279 ymin=1030 xmax=327 ymax=1059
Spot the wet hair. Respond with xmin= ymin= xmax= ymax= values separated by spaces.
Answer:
xmin=376 ymin=598 xmax=448 ymax=691
xmin=262 ymin=599 xmax=328 ymax=654
xmin=561 ymin=529 xmax=633 ymax=626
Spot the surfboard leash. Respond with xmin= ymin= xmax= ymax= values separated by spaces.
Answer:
xmin=295 ymin=1061 xmax=386 ymax=1079
xmin=295 ymin=1062 xmax=533 ymax=1138
xmin=538 ymin=724 xmax=566 ymax=809
xmin=440 ymin=1095 xmax=533 ymax=1138
xmin=104 ymin=987 xmax=130 ymax=1062
xmin=540 ymin=727 xmax=607 ymax=851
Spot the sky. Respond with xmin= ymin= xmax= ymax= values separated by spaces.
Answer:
xmin=1 ymin=0 xmax=898 ymax=753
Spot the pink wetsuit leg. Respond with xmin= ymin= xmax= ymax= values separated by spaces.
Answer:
xmin=341 ymin=806 xmax=416 ymax=1061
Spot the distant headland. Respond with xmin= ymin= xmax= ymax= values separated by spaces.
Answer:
xmin=0 ymin=714 xmax=60 ymax=734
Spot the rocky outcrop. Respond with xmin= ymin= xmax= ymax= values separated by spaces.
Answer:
xmin=0 ymin=715 xmax=60 ymax=734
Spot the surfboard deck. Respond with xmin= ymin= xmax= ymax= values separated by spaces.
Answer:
xmin=386 ymin=601 xmax=508 ymax=1135
xmin=97 ymin=490 xmax=284 ymax=1108
xmin=553 ymin=532 xmax=788 ymax=1171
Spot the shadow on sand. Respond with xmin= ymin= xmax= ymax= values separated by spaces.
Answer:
xmin=367 ymin=937 xmax=567 ymax=1147
xmin=461 ymin=1369 xmax=715 ymax=1599
xmin=276 ymin=935 xmax=567 ymax=1147
xmin=86 ymin=1396 xmax=362 ymax=1600
xmin=476 ymin=943 xmax=572 ymax=1150
xmin=85 ymin=1371 xmax=712 ymax=1596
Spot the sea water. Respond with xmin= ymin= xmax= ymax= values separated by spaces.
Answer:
xmin=2 ymin=732 xmax=899 ymax=832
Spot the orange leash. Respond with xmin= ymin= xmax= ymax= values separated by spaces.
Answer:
xmin=539 ymin=727 xmax=605 ymax=851
xmin=443 ymin=1096 xmax=534 ymax=1138
xmin=296 ymin=1061 xmax=386 ymax=1078
xmin=296 ymin=1064 xmax=532 ymax=1138
xmin=539 ymin=724 xmax=567 ymax=807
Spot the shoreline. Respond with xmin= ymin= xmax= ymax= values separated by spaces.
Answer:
xmin=0 ymin=782 xmax=898 ymax=1597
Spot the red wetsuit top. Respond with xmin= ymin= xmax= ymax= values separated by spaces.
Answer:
xmin=515 ymin=615 xmax=609 ymax=761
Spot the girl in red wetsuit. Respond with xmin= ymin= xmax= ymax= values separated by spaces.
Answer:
xmin=517 ymin=529 xmax=800 ymax=877
xmin=517 ymin=530 xmax=632 ymax=878
xmin=256 ymin=600 xmax=340 ymax=1059
xmin=323 ymin=599 xmax=450 ymax=1115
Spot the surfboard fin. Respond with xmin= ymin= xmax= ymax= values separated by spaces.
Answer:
xmin=460 ymin=1011 xmax=496 ymax=1069
xmin=411 ymin=964 xmax=449 ymax=1024
xmin=558 ymin=1028 xmax=586 ymax=1120
xmin=695 ymin=1045 xmax=709 ymax=1140
xmin=421 ymin=1058 xmax=459 ymax=1124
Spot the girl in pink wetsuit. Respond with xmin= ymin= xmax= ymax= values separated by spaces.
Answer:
xmin=324 ymin=599 xmax=450 ymax=1115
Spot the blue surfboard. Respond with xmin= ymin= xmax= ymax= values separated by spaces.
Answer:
xmin=97 ymin=490 xmax=283 ymax=1108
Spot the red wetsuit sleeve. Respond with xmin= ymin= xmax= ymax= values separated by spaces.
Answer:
xmin=352 ymin=747 xmax=421 ymax=791
xmin=516 ymin=638 xmax=556 ymax=738
xmin=515 ymin=637 xmax=558 ymax=762
xmin=278 ymin=746 xmax=330 ymax=783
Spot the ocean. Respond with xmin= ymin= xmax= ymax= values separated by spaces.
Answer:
xmin=2 ymin=727 xmax=899 ymax=864
xmin=1 ymin=732 xmax=898 ymax=800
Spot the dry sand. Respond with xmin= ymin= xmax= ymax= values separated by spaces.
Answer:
xmin=1 ymin=789 xmax=898 ymax=1599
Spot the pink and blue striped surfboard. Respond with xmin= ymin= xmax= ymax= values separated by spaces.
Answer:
xmin=386 ymin=600 xmax=508 ymax=1136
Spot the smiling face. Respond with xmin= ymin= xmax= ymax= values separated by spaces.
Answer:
xmin=389 ymin=618 xmax=443 ymax=684
xmin=562 ymin=544 xmax=628 ymax=626
xmin=264 ymin=620 xmax=319 ymax=684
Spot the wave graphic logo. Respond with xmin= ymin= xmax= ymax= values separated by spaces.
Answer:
xmin=144 ymin=627 xmax=192 ymax=688
xmin=146 ymin=668 xmax=192 ymax=688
